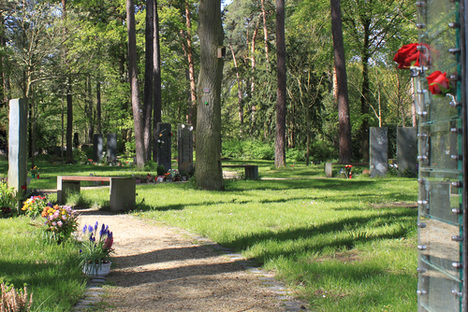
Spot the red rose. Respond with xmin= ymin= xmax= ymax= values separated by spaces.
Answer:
xmin=426 ymin=71 xmax=450 ymax=95
xmin=393 ymin=43 xmax=430 ymax=69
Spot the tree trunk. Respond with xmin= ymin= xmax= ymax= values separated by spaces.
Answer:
xmin=184 ymin=1 xmax=197 ymax=127
xmin=260 ymin=0 xmax=270 ymax=64
xmin=96 ymin=80 xmax=102 ymax=134
xmin=274 ymin=0 xmax=286 ymax=168
xmin=360 ymin=21 xmax=371 ymax=162
xmin=127 ymin=0 xmax=145 ymax=167
xmin=229 ymin=43 xmax=244 ymax=124
xmin=195 ymin=0 xmax=224 ymax=190
xmin=86 ymin=76 xmax=94 ymax=143
xmin=0 ymin=11 xmax=8 ymax=107
xmin=144 ymin=0 xmax=154 ymax=161
xmin=152 ymin=0 xmax=162 ymax=161
xmin=66 ymin=79 xmax=73 ymax=163
xmin=330 ymin=0 xmax=352 ymax=163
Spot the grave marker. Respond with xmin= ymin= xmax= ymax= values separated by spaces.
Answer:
xmin=156 ymin=123 xmax=171 ymax=172
xmin=107 ymin=133 xmax=117 ymax=163
xmin=8 ymin=99 xmax=28 ymax=194
xmin=93 ymin=134 xmax=103 ymax=162
xmin=396 ymin=127 xmax=417 ymax=176
xmin=369 ymin=127 xmax=388 ymax=177
xmin=177 ymin=124 xmax=194 ymax=176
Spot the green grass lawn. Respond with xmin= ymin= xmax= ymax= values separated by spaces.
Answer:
xmin=0 ymin=217 xmax=86 ymax=312
xmin=0 ymin=160 xmax=418 ymax=311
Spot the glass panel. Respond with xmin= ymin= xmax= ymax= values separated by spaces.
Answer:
xmin=418 ymin=216 xmax=460 ymax=277
xmin=419 ymin=120 xmax=459 ymax=170
xmin=418 ymin=259 xmax=461 ymax=312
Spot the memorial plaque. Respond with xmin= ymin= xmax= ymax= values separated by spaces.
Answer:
xmin=177 ymin=124 xmax=194 ymax=176
xmin=324 ymin=162 xmax=333 ymax=177
xmin=8 ymin=99 xmax=28 ymax=194
xmin=156 ymin=123 xmax=171 ymax=172
xmin=369 ymin=127 xmax=388 ymax=177
xmin=397 ymin=127 xmax=417 ymax=176
xmin=107 ymin=133 xmax=117 ymax=163
xmin=93 ymin=134 xmax=103 ymax=162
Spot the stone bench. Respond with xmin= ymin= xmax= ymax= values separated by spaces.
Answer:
xmin=222 ymin=164 xmax=259 ymax=180
xmin=57 ymin=176 xmax=136 ymax=211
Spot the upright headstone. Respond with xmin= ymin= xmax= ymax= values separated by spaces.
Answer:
xmin=177 ymin=124 xmax=194 ymax=176
xmin=156 ymin=123 xmax=171 ymax=172
xmin=369 ymin=127 xmax=388 ymax=177
xmin=8 ymin=99 xmax=28 ymax=194
xmin=93 ymin=134 xmax=103 ymax=162
xmin=324 ymin=162 xmax=333 ymax=177
xmin=107 ymin=133 xmax=117 ymax=163
xmin=73 ymin=132 xmax=79 ymax=148
xmin=397 ymin=127 xmax=417 ymax=176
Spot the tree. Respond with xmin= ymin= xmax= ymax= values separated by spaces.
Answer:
xmin=195 ymin=0 xmax=224 ymax=190
xmin=274 ymin=0 xmax=286 ymax=168
xmin=143 ymin=0 xmax=154 ymax=161
xmin=126 ymin=0 xmax=145 ymax=167
xmin=330 ymin=0 xmax=351 ymax=163
xmin=152 ymin=0 xmax=162 ymax=161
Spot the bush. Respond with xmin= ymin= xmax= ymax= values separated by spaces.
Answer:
xmin=0 ymin=282 xmax=32 ymax=312
xmin=286 ymin=148 xmax=305 ymax=162
xmin=41 ymin=204 xmax=78 ymax=243
xmin=222 ymin=139 xmax=274 ymax=160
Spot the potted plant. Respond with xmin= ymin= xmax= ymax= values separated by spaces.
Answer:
xmin=80 ymin=222 xmax=114 ymax=276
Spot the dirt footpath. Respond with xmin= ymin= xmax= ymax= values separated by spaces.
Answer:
xmin=78 ymin=211 xmax=306 ymax=312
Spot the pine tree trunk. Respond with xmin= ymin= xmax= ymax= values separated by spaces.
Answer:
xmin=127 ymin=0 xmax=145 ymax=167
xmin=330 ymin=0 xmax=352 ymax=163
xmin=152 ymin=0 xmax=162 ymax=161
xmin=229 ymin=43 xmax=243 ymax=124
xmin=195 ymin=0 xmax=224 ymax=190
xmin=274 ymin=0 xmax=286 ymax=168
xmin=96 ymin=80 xmax=102 ymax=134
xmin=260 ymin=0 xmax=270 ymax=64
xmin=360 ymin=21 xmax=371 ymax=162
xmin=185 ymin=1 xmax=197 ymax=127
xmin=144 ymin=0 xmax=154 ymax=161
xmin=66 ymin=79 xmax=73 ymax=163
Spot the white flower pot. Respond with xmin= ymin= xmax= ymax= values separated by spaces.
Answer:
xmin=82 ymin=261 xmax=112 ymax=277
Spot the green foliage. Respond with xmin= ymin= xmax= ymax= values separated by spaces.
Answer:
xmin=0 ymin=182 xmax=18 ymax=217
xmin=0 ymin=217 xmax=85 ymax=311
xmin=222 ymin=139 xmax=274 ymax=160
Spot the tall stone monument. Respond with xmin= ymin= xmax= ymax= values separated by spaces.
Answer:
xmin=93 ymin=134 xmax=103 ymax=162
xmin=8 ymin=99 xmax=28 ymax=194
xmin=107 ymin=133 xmax=117 ymax=163
xmin=156 ymin=123 xmax=171 ymax=172
xmin=177 ymin=124 xmax=194 ymax=176
xmin=369 ymin=127 xmax=388 ymax=177
xmin=396 ymin=127 xmax=417 ymax=176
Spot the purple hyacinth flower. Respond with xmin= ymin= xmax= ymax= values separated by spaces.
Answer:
xmin=100 ymin=224 xmax=105 ymax=236
xmin=88 ymin=225 xmax=93 ymax=232
xmin=94 ymin=221 xmax=98 ymax=231
xmin=82 ymin=225 xmax=87 ymax=234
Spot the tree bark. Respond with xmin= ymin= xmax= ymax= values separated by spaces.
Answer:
xmin=330 ymin=0 xmax=352 ymax=163
xmin=260 ymin=0 xmax=270 ymax=64
xmin=195 ymin=0 xmax=224 ymax=190
xmin=96 ymin=80 xmax=102 ymax=134
xmin=0 ymin=11 xmax=8 ymax=107
xmin=127 ymin=0 xmax=145 ymax=167
xmin=66 ymin=78 xmax=73 ymax=163
xmin=274 ymin=0 xmax=286 ymax=168
xmin=144 ymin=0 xmax=154 ymax=161
xmin=184 ymin=1 xmax=197 ymax=127
xmin=152 ymin=0 xmax=162 ymax=161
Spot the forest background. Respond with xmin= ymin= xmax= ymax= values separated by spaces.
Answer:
xmin=0 ymin=0 xmax=417 ymax=165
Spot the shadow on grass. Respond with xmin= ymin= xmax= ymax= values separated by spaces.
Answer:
xmin=225 ymin=209 xmax=417 ymax=263
xmin=225 ymin=179 xmax=375 ymax=192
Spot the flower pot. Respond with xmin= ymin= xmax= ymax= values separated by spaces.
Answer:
xmin=82 ymin=261 xmax=112 ymax=277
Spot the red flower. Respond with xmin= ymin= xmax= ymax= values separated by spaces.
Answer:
xmin=426 ymin=71 xmax=450 ymax=95
xmin=393 ymin=43 xmax=430 ymax=69
xmin=21 ymin=185 xmax=27 ymax=190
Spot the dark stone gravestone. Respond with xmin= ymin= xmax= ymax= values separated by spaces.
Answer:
xmin=177 ymin=124 xmax=194 ymax=176
xmin=93 ymin=134 xmax=103 ymax=162
xmin=396 ymin=127 xmax=417 ymax=176
xmin=73 ymin=132 xmax=79 ymax=147
xmin=156 ymin=123 xmax=171 ymax=172
xmin=369 ymin=127 xmax=388 ymax=177
xmin=8 ymin=99 xmax=28 ymax=195
xmin=107 ymin=133 xmax=117 ymax=163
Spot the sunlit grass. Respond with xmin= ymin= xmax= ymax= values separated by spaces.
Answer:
xmin=0 ymin=217 xmax=86 ymax=312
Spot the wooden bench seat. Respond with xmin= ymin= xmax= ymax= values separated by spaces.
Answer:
xmin=222 ymin=164 xmax=259 ymax=180
xmin=57 ymin=176 xmax=136 ymax=211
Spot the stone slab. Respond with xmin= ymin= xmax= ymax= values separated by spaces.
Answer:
xmin=93 ymin=134 xmax=103 ymax=162
xmin=109 ymin=177 xmax=136 ymax=211
xmin=107 ymin=133 xmax=117 ymax=163
xmin=156 ymin=123 xmax=171 ymax=172
xmin=177 ymin=124 xmax=194 ymax=176
xmin=397 ymin=127 xmax=417 ymax=176
xmin=8 ymin=99 xmax=28 ymax=195
xmin=369 ymin=127 xmax=388 ymax=177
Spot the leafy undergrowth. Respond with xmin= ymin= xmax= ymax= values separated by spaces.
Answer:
xmin=0 ymin=217 xmax=86 ymax=312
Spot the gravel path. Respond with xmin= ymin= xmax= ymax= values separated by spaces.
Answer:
xmin=76 ymin=210 xmax=307 ymax=312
